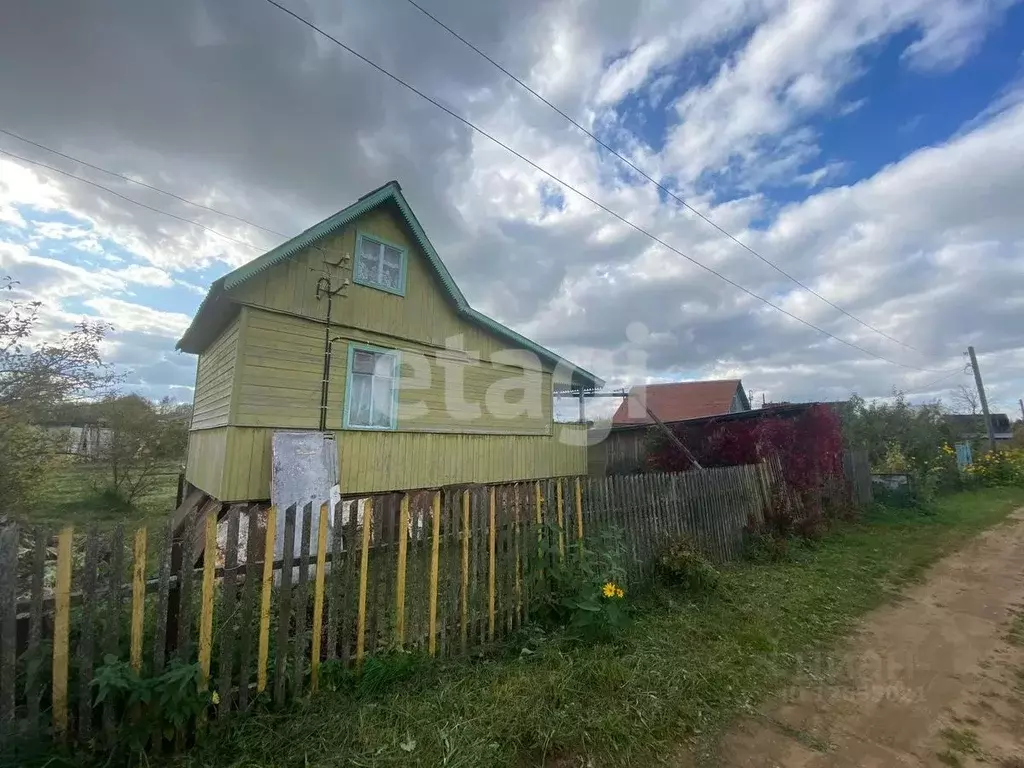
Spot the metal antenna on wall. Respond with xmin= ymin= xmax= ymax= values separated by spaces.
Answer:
xmin=317 ymin=252 xmax=352 ymax=432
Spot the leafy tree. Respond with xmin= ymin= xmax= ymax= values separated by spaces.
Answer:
xmin=0 ymin=405 xmax=56 ymax=514
xmin=0 ymin=276 xmax=120 ymax=421
xmin=94 ymin=395 xmax=190 ymax=504
xmin=843 ymin=390 xmax=952 ymax=475
xmin=950 ymin=384 xmax=979 ymax=415
xmin=1 ymin=276 xmax=119 ymax=511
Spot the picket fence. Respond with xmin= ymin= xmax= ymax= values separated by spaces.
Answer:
xmin=0 ymin=462 xmax=780 ymax=749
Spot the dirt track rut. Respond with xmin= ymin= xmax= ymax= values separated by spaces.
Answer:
xmin=711 ymin=509 xmax=1024 ymax=767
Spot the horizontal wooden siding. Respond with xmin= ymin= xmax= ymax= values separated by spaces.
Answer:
xmin=227 ymin=207 xmax=520 ymax=359
xmin=203 ymin=424 xmax=587 ymax=501
xmin=235 ymin=307 xmax=552 ymax=434
xmin=190 ymin=317 xmax=238 ymax=430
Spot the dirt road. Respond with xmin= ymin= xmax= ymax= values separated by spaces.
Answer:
xmin=711 ymin=509 xmax=1024 ymax=767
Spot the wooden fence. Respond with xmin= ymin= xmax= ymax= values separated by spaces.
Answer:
xmin=843 ymin=449 xmax=873 ymax=506
xmin=0 ymin=463 xmax=779 ymax=749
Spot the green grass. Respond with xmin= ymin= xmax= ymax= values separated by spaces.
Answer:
xmin=941 ymin=727 xmax=981 ymax=756
xmin=21 ymin=458 xmax=180 ymax=525
xmin=155 ymin=487 xmax=1024 ymax=768
xmin=1009 ymin=610 xmax=1024 ymax=648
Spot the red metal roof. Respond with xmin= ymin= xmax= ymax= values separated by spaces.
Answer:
xmin=611 ymin=379 xmax=745 ymax=426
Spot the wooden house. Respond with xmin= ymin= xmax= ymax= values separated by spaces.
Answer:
xmin=592 ymin=379 xmax=751 ymax=474
xmin=176 ymin=180 xmax=603 ymax=503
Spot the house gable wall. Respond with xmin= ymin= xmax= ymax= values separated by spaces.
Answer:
xmin=190 ymin=315 xmax=239 ymax=430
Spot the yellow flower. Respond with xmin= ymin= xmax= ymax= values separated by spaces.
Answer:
xmin=602 ymin=582 xmax=617 ymax=598
xmin=615 ymin=588 xmax=624 ymax=599
xmin=211 ymin=691 xmax=220 ymax=705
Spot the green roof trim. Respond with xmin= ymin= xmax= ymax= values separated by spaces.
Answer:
xmin=177 ymin=180 xmax=603 ymax=389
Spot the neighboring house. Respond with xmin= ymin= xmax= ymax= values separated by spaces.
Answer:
xmin=177 ymin=180 xmax=603 ymax=503
xmin=44 ymin=424 xmax=111 ymax=458
xmin=944 ymin=413 xmax=1014 ymax=445
xmin=610 ymin=379 xmax=750 ymax=426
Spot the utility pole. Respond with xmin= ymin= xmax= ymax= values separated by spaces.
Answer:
xmin=1019 ymin=398 xmax=1023 ymax=421
xmin=967 ymin=346 xmax=996 ymax=452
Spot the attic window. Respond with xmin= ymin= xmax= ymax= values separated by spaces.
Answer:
xmin=354 ymin=233 xmax=406 ymax=295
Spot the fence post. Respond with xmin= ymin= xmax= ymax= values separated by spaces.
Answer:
xmin=130 ymin=527 xmax=148 ymax=672
xmin=355 ymin=498 xmax=373 ymax=667
xmin=77 ymin=528 xmax=99 ymax=743
xmin=513 ymin=486 xmax=522 ymax=627
xmin=395 ymin=493 xmax=411 ymax=648
xmin=310 ymin=503 xmax=330 ymax=692
xmin=26 ymin=526 xmax=48 ymax=733
xmin=52 ymin=526 xmax=73 ymax=741
xmin=460 ymin=489 xmax=470 ymax=654
xmin=218 ymin=507 xmax=241 ymax=717
xmin=575 ymin=477 xmax=584 ymax=541
xmin=534 ymin=481 xmax=544 ymax=585
xmin=198 ymin=511 xmax=217 ymax=701
xmin=257 ymin=506 xmax=277 ymax=694
xmin=0 ymin=524 xmax=17 ymax=731
xmin=491 ymin=487 xmax=499 ymax=643
xmin=555 ymin=480 xmax=566 ymax=562
xmin=428 ymin=491 xmax=442 ymax=656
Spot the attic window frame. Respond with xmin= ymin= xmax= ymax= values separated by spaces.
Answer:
xmin=353 ymin=231 xmax=408 ymax=296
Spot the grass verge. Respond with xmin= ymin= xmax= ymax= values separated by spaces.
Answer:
xmin=22 ymin=458 xmax=180 ymax=525
xmin=64 ymin=486 xmax=1024 ymax=767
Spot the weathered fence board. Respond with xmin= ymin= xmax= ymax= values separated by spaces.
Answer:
xmin=2 ymin=461 xmax=792 ymax=752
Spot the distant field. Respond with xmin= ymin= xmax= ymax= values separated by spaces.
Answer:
xmin=22 ymin=457 xmax=181 ymax=525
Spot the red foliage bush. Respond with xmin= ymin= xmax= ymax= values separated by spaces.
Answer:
xmin=646 ymin=405 xmax=849 ymax=536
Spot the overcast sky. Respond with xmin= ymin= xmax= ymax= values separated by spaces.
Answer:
xmin=1 ymin=0 xmax=1023 ymax=418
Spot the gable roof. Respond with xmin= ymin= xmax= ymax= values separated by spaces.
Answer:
xmin=611 ymin=379 xmax=747 ymax=426
xmin=176 ymin=180 xmax=603 ymax=389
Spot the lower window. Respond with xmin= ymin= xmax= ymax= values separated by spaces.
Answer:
xmin=344 ymin=344 xmax=399 ymax=430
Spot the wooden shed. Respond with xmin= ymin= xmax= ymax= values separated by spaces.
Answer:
xmin=177 ymin=180 xmax=603 ymax=502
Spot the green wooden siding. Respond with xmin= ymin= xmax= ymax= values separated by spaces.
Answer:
xmin=235 ymin=307 xmax=553 ymax=435
xmin=190 ymin=317 xmax=238 ymax=430
xmin=227 ymin=207 xmax=526 ymax=362
xmin=208 ymin=424 xmax=587 ymax=501
xmin=186 ymin=203 xmax=587 ymax=501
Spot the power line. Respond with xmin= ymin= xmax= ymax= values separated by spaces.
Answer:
xmin=0 ymin=147 xmax=266 ymax=252
xmin=259 ymin=0 xmax=945 ymax=373
xmin=0 ymin=126 xmax=290 ymax=240
xmin=0 ymin=146 xmax=333 ymax=277
xmin=399 ymin=0 xmax=920 ymax=354
xmin=916 ymin=369 xmax=964 ymax=391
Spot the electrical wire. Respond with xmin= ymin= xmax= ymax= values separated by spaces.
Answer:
xmin=0 ymin=126 xmax=290 ymax=240
xmin=0 ymin=147 xmax=266 ymax=251
xmin=259 ymin=0 xmax=946 ymax=373
xmin=0 ymin=146 xmax=333 ymax=278
xmin=399 ymin=0 xmax=920 ymax=353
xmin=915 ymin=369 xmax=965 ymax=391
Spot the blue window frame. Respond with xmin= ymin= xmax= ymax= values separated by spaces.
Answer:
xmin=343 ymin=342 xmax=400 ymax=430
xmin=354 ymin=231 xmax=407 ymax=295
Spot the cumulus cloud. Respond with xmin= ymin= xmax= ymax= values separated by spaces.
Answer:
xmin=0 ymin=0 xmax=1022 ymax=414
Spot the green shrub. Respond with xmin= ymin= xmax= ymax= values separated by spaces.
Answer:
xmin=744 ymin=529 xmax=793 ymax=563
xmin=657 ymin=536 xmax=720 ymax=592
xmin=534 ymin=527 xmax=631 ymax=643
xmin=0 ymin=407 xmax=57 ymax=513
xmin=91 ymin=656 xmax=211 ymax=756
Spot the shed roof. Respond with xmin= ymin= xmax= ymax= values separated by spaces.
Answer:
xmin=611 ymin=379 xmax=746 ymax=426
xmin=176 ymin=180 xmax=603 ymax=389
xmin=944 ymin=413 xmax=1013 ymax=437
